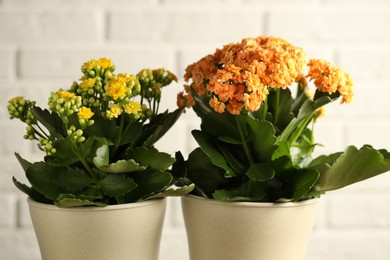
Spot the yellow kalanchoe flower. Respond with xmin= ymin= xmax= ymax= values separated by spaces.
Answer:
xmin=105 ymin=78 xmax=129 ymax=101
xmin=97 ymin=58 xmax=112 ymax=69
xmin=106 ymin=103 xmax=123 ymax=119
xmin=78 ymin=107 xmax=94 ymax=120
xmin=57 ymin=91 xmax=76 ymax=99
xmin=124 ymin=101 xmax=141 ymax=115
xmin=80 ymin=78 xmax=96 ymax=89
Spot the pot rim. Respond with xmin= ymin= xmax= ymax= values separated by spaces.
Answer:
xmin=27 ymin=197 xmax=166 ymax=212
xmin=182 ymin=195 xmax=319 ymax=208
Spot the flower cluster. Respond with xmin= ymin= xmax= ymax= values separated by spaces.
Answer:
xmin=174 ymin=36 xmax=390 ymax=203
xmin=178 ymin=36 xmax=353 ymax=115
xmin=8 ymin=58 xmax=193 ymax=207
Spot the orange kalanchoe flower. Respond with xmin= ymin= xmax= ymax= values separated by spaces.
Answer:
xmin=307 ymin=59 xmax=354 ymax=103
xmin=179 ymin=36 xmax=353 ymax=114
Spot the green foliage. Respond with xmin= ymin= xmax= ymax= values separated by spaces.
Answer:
xmin=8 ymin=59 xmax=193 ymax=207
xmin=180 ymin=88 xmax=390 ymax=202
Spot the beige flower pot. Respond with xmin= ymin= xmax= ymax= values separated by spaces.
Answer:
xmin=181 ymin=195 xmax=319 ymax=260
xmin=28 ymin=197 xmax=166 ymax=260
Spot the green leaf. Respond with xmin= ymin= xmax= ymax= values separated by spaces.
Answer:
xmin=100 ymin=159 xmax=147 ymax=173
xmin=56 ymin=168 xmax=94 ymax=192
xmin=84 ymin=115 xmax=117 ymax=142
xmin=123 ymin=169 xmax=173 ymax=202
xmin=192 ymin=93 xmax=239 ymax=139
xmin=26 ymin=163 xmax=69 ymax=200
xmin=52 ymin=137 xmax=80 ymax=165
xmin=213 ymin=180 xmax=266 ymax=202
xmin=140 ymin=108 xmax=183 ymax=147
xmin=55 ymin=194 xmax=107 ymax=207
xmin=243 ymin=116 xmax=277 ymax=161
xmin=12 ymin=177 xmax=52 ymax=204
xmin=313 ymin=145 xmax=390 ymax=192
xmin=99 ymin=174 xmax=137 ymax=197
xmin=271 ymin=141 xmax=291 ymax=160
xmin=192 ymin=130 xmax=236 ymax=177
xmin=26 ymin=163 xmax=94 ymax=200
xmin=93 ymin=145 xmax=109 ymax=168
xmin=147 ymin=183 xmax=195 ymax=199
xmin=246 ymin=163 xmax=275 ymax=181
xmin=118 ymin=120 xmax=143 ymax=146
xmin=15 ymin=153 xmax=32 ymax=172
xmin=31 ymin=107 xmax=66 ymax=138
xmin=125 ymin=147 xmax=175 ymax=171
xmin=170 ymin=151 xmax=187 ymax=179
xmin=185 ymin=148 xmax=229 ymax=198
xmin=267 ymin=88 xmax=294 ymax=132
xmin=290 ymin=169 xmax=320 ymax=201
xmin=278 ymin=94 xmax=338 ymax=145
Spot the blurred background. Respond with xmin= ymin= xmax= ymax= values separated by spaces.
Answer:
xmin=1 ymin=0 xmax=390 ymax=259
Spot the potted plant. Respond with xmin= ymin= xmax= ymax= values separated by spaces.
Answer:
xmin=7 ymin=57 xmax=193 ymax=260
xmin=174 ymin=36 xmax=390 ymax=260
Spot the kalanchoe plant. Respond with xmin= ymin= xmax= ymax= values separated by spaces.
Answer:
xmin=174 ymin=36 xmax=390 ymax=202
xmin=8 ymin=58 xmax=193 ymax=207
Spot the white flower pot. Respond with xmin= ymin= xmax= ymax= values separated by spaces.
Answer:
xmin=28 ymin=197 xmax=166 ymax=260
xmin=181 ymin=195 xmax=319 ymax=260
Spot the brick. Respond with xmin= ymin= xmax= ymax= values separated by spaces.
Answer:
xmin=107 ymin=10 xmax=264 ymax=42
xmin=344 ymin=122 xmax=390 ymax=149
xmin=326 ymin=193 xmax=390 ymax=228
xmin=0 ymin=10 xmax=100 ymax=42
xmin=0 ymin=230 xmax=40 ymax=260
xmin=338 ymin=47 xmax=390 ymax=80
xmin=0 ymin=194 xmax=16 ymax=227
xmin=1 ymin=0 xmax=158 ymax=4
xmin=307 ymin=231 xmax=390 ymax=260
xmin=267 ymin=10 xmax=390 ymax=43
xmin=18 ymin=48 xmax=175 ymax=79
xmin=323 ymin=0 xmax=390 ymax=4
xmin=0 ymin=48 xmax=13 ymax=80
xmin=0 ymin=121 xmax=32 ymax=155
xmin=18 ymin=196 xmax=33 ymax=228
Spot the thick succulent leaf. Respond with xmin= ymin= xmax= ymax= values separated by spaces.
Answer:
xmin=278 ymin=94 xmax=338 ymax=145
xmin=141 ymin=108 xmax=183 ymax=147
xmin=55 ymin=194 xmax=107 ymax=207
xmin=170 ymin=151 xmax=187 ymax=179
xmin=99 ymin=174 xmax=137 ymax=197
xmin=123 ymin=169 xmax=173 ymax=202
xmin=26 ymin=163 xmax=94 ymax=200
xmin=15 ymin=153 xmax=32 ymax=172
xmin=93 ymin=145 xmax=109 ymax=168
xmin=313 ymin=145 xmax=390 ymax=192
xmin=12 ymin=177 xmax=52 ymax=204
xmin=118 ymin=120 xmax=143 ymax=146
xmin=192 ymin=93 xmax=239 ymax=139
xmin=84 ymin=115 xmax=117 ymax=142
xmin=31 ymin=106 xmax=67 ymax=138
xmin=125 ymin=147 xmax=175 ymax=171
xmin=213 ymin=180 xmax=266 ymax=202
xmin=25 ymin=163 xmax=70 ymax=200
xmin=246 ymin=163 xmax=275 ymax=181
xmin=192 ymin=130 xmax=236 ymax=177
xmin=290 ymin=169 xmax=320 ymax=201
xmin=267 ymin=88 xmax=294 ymax=132
xmin=147 ymin=183 xmax=195 ymax=199
xmin=185 ymin=148 xmax=229 ymax=198
xmin=243 ymin=116 xmax=277 ymax=161
xmin=100 ymin=159 xmax=147 ymax=173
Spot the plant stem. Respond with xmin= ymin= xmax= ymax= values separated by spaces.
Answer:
xmin=273 ymin=88 xmax=280 ymax=125
xmin=235 ymin=116 xmax=254 ymax=165
xmin=71 ymin=142 xmax=97 ymax=181
xmin=261 ymin=99 xmax=268 ymax=121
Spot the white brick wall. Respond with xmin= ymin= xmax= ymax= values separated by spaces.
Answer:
xmin=1 ymin=0 xmax=390 ymax=259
